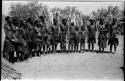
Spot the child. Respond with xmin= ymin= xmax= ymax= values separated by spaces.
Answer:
xmin=108 ymin=33 xmax=119 ymax=54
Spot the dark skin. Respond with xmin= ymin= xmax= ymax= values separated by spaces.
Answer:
xmin=87 ymin=20 xmax=96 ymax=52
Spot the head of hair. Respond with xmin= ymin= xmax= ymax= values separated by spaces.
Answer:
xmin=89 ymin=19 xmax=94 ymax=25
xmin=99 ymin=18 xmax=105 ymax=25
xmin=5 ymin=16 xmax=12 ymax=24
xmin=62 ymin=18 xmax=67 ymax=25
xmin=27 ymin=18 xmax=32 ymax=23
xmin=53 ymin=18 xmax=58 ymax=26
xmin=39 ymin=16 xmax=46 ymax=23
xmin=71 ymin=22 xmax=74 ymax=26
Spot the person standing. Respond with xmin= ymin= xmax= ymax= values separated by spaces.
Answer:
xmin=108 ymin=18 xmax=119 ymax=54
xmin=98 ymin=19 xmax=108 ymax=53
xmin=87 ymin=19 xmax=96 ymax=52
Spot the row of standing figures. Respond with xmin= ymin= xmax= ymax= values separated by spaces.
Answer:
xmin=2 ymin=17 xmax=119 ymax=63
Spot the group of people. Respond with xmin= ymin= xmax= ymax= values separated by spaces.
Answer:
xmin=2 ymin=13 xmax=119 ymax=63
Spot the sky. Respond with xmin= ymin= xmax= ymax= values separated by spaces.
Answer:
xmin=2 ymin=1 xmax=124 ymax=16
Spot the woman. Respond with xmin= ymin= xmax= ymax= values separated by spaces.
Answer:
xmin=98 ymin=19 xmax=108 ymax=52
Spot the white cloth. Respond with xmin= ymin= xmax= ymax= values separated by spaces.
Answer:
xmin=50 ymin=12 xmax=53 ymax=24
xmin=71 ymin=18 xmax=76 ymax=25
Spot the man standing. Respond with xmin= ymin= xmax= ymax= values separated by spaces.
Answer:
xmin=60 ymin=18 xmax=68 ymax=53
xmin=108 ymin=18 xmax=119 ymax=54
xmin=87 ymin=19 xmax=96 ymax=52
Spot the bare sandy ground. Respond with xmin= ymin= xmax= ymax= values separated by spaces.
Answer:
xmin=1 ymin=28 xmax=124 ymax=80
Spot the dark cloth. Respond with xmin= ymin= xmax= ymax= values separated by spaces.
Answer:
xmin=68 ymin=25 xmax=76 ymax=43
xmin=42 ymin=33 xmax=52 ymax=45
xmin=60 ymin=24 xmax=67 ymax=35
xmin=53 ymin=18 xmax=58 ymax=26
xmin=75 ymin=31 xmax=80 ymax=44
xmin=98 ymin=32 xmax=107 ymax=48
xmin=108 ymin=38 xmax=119 ymax=46
xmin=28 ymin=29 xmax=37 ymax=49
xmin=60 ymin=34 xmax=66 ymax=43
xmin=81 ymin=26 xmax=85 ymax=31
xmin=75 ymin=26 xmax=80 ymax=31
xmin=87 ymin=25 xmax=96 ymax=43
xmin=69 ymin=33 xmax=75 ymax=41
xmin=68 ymin=25 xmax=76 ymax=44
xmin=87 ymin=33 xmax=96 ymax=43
xmin=51 ymin=25 xmax=60 ymax=43
xmin=3 ymin=37 xmax=16 ymax=53
xmin=79 ymin=31 xmax=86 ymax=43
xmin=61 ymin=18 xmax=67 ymax=25
xmin=60 ymin=24 xmax=68 ymax=43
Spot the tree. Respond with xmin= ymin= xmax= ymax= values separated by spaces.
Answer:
xmin=9 ymin=2 xmax=48 ymax=21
